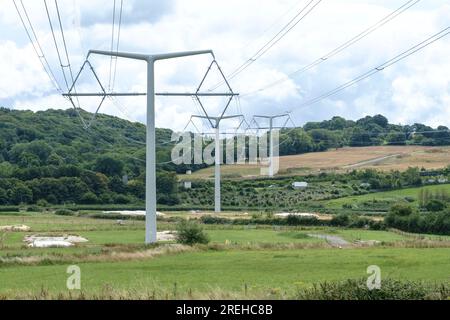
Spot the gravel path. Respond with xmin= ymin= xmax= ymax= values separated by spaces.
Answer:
xmin=342 ymin=154 xmax=401 ymax=169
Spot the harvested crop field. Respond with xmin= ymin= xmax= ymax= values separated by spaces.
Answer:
xmin=280 ymin=146 xmax=450 ymax=173
xmin=181 ymin=146 xmax=450 ymax=179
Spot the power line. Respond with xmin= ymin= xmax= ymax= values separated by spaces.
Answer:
xmin=54 ymin=0 xmax=81 ymax=110
xmin=43 ymin=0 xmax=70 ymax=91
xmin=13 ymin=0 xmax=63 ymax=93
xmin=111 ymin=0 xmax=124 ymax=92
xmin=239 ymin=0 xmax=305 ymax=53
xmin=209 ymin=0 xmax=322 ymax=91
xmin=290 ymin=26 xmax=450 ymax=114
xmin=242 ymin=0 xmax=422 ymax=97
xmin=107 ymin=0 xmax=117 ymax=92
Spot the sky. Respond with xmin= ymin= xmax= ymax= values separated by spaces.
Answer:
xmin=0 ymin=0 xmax=449 ymax=131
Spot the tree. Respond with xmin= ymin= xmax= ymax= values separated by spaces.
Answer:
xmin=388 ymin=203 xmax=415 ymax=217
xmin=94 ymin=156 xmax=124 ymax=177
xmin=0 ymin=162 xmax=15 ymax=178
xmin=372 ymin=114 xmax=388 ymax=128
xmin=127 ymin=179 xmax=145 ymax=199
xmin=349 ymin=128 xmax=372 ymax=147
xmin=176 ymin=220 xmax=210 ymax=245
xmin=404 ymin=167 xmax=422 ymax=186
xmin=0 ymin=188 xmax=7 ymax=205
xmin=81 ymin=171 xmax=109 ymax=195
xmin=9 ymin=140 xmax=52 ymax=166
xmin=7 ymin=182 xmax=33 ymax=204
xmin=109 ymin=175 xmax=126 ymax=194
xmin=157 ymin=171 xmax=178 ymax=194
xmin=79 ymin=192 xmax=99 ymax=204
xmin=386 ymin=131 xmax=406 ymax=145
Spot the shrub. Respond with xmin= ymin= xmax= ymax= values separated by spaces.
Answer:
xmin=158 ymin=194 xmax=180 ymax=205
xmin=296 ymin=278 xmax=450 ymax=300
xmin=330 ymin=214 xmax=350 ymax=227
xmin=200 ymin=216 xmax=229 ymax=224
xmin=176 ymin=220 xmax=210 ymax=245
xmin=36 ymin=199 xmax=49 ymax=207
xmin=386 ymin=203 xmax=450 ymax=235
xmin=425 ymin=199 xmax=446 ymax=212
xmin=26 ymin=205 xmax=42 ymax=212
xmin=285 ymin=215 xmax=320 ymax=226
xmin=389 ymin=203 xmax=416 ymax=217
xmin=54 ymin=209 xmax=76 ymax=216
xmin=113 ymin=194 xmax=131 ymax=204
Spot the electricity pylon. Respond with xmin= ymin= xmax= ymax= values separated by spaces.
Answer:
xmin=190 ymin=114 xmax=244 ymax=213
xmin=64 ymin=49 xmax=223 ymax=244
xmin=252 ymin=114 xmax=295 ymax=177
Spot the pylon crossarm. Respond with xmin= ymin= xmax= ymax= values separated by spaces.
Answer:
xmin=63 ymin=92 xmax=239 ymax=97
xmin=155 ymin=92 xmax=238 ymax=96
xmin=63 ymin=92 xmax=146 ymax=97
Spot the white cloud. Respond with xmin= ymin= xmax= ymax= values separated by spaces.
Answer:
xmin=1 ymin=0 xmax=449 ymax=131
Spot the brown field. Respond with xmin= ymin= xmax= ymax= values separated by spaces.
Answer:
xmin=279 ymin=145 xmax=450 ymax=172
xmin=179 ymin=146 xmax=450 ymax=180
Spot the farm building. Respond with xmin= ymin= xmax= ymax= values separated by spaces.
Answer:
xmin=292 ymin=181 xmax=308 ymax=190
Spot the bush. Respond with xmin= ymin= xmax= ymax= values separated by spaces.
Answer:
xmin=200 ymin=216 xmax=229 ymax=224
xmin=425 ymin=199 xmax=446 ymax=212
xmin=389 ymin=203 xmax=416 ymax=217
xmin=286 ymin=215 xmax=320 ymax=226
xmin=175 ymin=220 xmax=210 ymax=245
xmin=386 ymin=203 xmax=450 ymax=235
xmin=36 ymin=199 xmax=49 ymax=207
xmin=296 ymin=278 xmax=450 ymax=300
xmin=330 ymin=214 xmax=350 ymax=226
xmin=54 ymin=208 xmax=76 ymax=216
xmin=113 ymin=194 xmax=131 ymax=204
xmin=26 ymin=205 xmax=42 ymax=212
xmin=157 ymin=194 xmax=180 ymax=205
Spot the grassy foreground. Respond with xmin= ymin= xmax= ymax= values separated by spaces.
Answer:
xmin=0 ymin=247 xmax=449 ymax=298
xmin=1 ymin=212 xmax=449 ymax=299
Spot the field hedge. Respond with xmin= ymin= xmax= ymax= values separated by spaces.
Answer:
xmin=199 ymin=214 xmax=385 ymax=230
xmin=297 ymin=278 xmax=450 ymax=300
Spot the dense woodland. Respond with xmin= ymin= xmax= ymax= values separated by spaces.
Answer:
xmin=1 ymin=108 xmax=450 ymax=206
xmin=279 ymin=114 xmax=450 ymax=155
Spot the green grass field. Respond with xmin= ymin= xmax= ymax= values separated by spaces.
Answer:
xmin=0 ymin=247 xmax=449 ymax=298
xmin=324 ymin=184 xmax=450 ymax=209
xmin=1 ymin=212 xmax=449 ymax=299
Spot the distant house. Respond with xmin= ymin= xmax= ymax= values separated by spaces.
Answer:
xmin=438 ymin=178 xmax=448 ymax=184
xmin=292 ymin=181 xmax=308 ymax=190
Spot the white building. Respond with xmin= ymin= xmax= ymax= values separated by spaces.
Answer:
xmin=292 ymin=181 xmax=308 ymax=190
